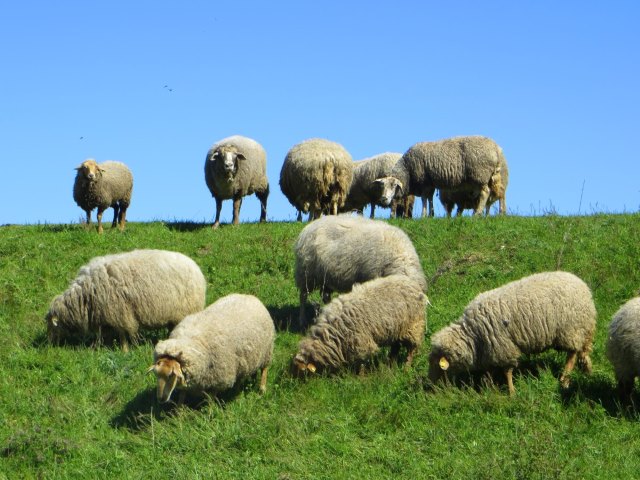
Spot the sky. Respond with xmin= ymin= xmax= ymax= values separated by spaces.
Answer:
xmin=1 ymin=1 xmax=639 ymax=226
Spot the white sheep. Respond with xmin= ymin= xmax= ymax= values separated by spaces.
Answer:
xmin=294 ymin=214 xmax=427 ymax=327
xmin=149 ymin=294 xmax=276 ymax=403
xmin=204 ymin=135 xmax=269 ymax=229
xmin=73 ymin=159 xmax=133 ymax=234
xmin=439 ymin=153 xmax=509 ymax=216
xmin=342 ymin=152 xmax=401 ymax=218
xmin=606 ymin=297 xmax=640 ymax=396
xmin=279 ymin=138 xmax=353 ymax=220
xmin=376 ymin=136 xmax=507 ymax=217
xmin=45 ymin=249 xmax=207 ymax=352
xmin=428 ymin=271 xmax=596 ymax=395
xmin=293 ymin=275 xmax=427 ymax=374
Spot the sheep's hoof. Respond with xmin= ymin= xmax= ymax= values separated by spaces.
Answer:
xmin=211 ymin=223 xmax=220 ymax=230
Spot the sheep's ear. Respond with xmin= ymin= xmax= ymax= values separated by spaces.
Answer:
xmin=236 ymin=153 xmax=246 ymax=161
xmin=373 ymin=178 xmax=384 ymax=185
xmin=147 ymin=364 xmax=156 ymax=374
xmin=172 ymin=361 xmax=186 ymax=385
xmin=50 ymin=316 xmax=58 ymax=327
xmin=395 ymin=183 xmax=404 ymax=196
xmin=306 ymin=363 xmax=317 ymax=373
xmin=99 ymin=167 xmax=106 ymax=173
xmin=439 ymin=357 xmax=449 ymax=371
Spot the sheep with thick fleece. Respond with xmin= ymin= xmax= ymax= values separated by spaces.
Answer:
xmin=46 ymin=249 xmax=206 ymax=352
xmin=428 ymin=271 xmax=596 ymax=395
xmin=376 ymin=136 xmax=506 ymax=217
xmin=294 ymin=214 xmax=427 ymax=327
xmin=73 ymin=159 xmax=133 ymax=233
xmin=439 ymin=153 xmax=509 ymax=216
xmin=204 ymin=135 xmax=269 ymax=228
xmin=342 ymin=152 xmax=401 ymax=218
xmin=606 ymin=297 xmax=640 ymax=396
xmin=149 ymin=294 xmax=275 ymax=403
xmin=280 ymin=138 xmax=353 ymax=220
xmin=293 ymin=275 xmax=427 ymax=374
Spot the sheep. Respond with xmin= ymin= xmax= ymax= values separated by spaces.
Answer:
xmin=606 ymin=297 xmax=640 ymax=397
xmin=148 ymin=293 xmax=276 ymax=403
xmin=342 ymin=152 xmax=402 ymax=218
xmin=294 ymin=214 xmax=427 ymax=327
xmin=45 ymin=249 xmax=207 ymax=352
xmin=376 ymin=136 xmax=507 ymax=217
xmin=73 ymin=159 xmax=133 ymax=234
xmin=204 ymin=135 xmax=269 ymax=229
xmin=428 ymin=271 xmax=596 ymax=395
xmin=439 ymin=153 xmax=509 ymax=217
xmin=293 ymin=275 xmax=427 ymax=374
xmin=280 ymin=138 xmax=353 ymax=220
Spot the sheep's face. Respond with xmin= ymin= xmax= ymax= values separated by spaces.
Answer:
xmin=427 ymin=327 xmax=474 ymax=384
xmin=213 ymin=147 xmax=245 ymax=179
xmin=148 ymin=357 xmax=185 ymax=403
xmin=75 ymin=159 xmax=104 ymax=182
xmin=45 ymin=310 xmax=63 ymax=345
xmin=374 ymin=177 xmax=403 ymax=207
xmin=291 ymin=352 xmax=318 ymax=377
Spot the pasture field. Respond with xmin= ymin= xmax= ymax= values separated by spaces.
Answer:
xmin=1 ymin=214 xmax=639 ymax=479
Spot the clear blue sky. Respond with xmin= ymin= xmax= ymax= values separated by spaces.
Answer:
xmin=1 ymin=1 xmax=638 ymax=225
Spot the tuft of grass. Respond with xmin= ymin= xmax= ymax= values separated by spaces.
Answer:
xmin=1 ymin=214 xmax=640 ymax=478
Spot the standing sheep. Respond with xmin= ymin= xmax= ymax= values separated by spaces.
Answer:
xmin=428 ymin=271 xmax=596 ymax=395
xmin=204 ymin=135 xmax=269 ymax=229
xmin=45 ymin=249 xmax=207 ymax=352
xmin=342 ymin=152 xmax=402 ymax=218
xmin=279 ymin=138 xmax=353 ymax=220
xmin=293 ymin=275 xmax=427 ymax=374
xmin=376 ymin=136 xmax=506 ymax=217
xmin=294 ymin=214 xmax=427 ymax=327
xmin=148 ymin=294 xmax=276 ymax=403
xmin=73 ymin=159 xmax=133 ymax=234
xmin=606 ymin=297 xmax=640 ymax=396
xmin=439 ymin=153 xmax=509 ymax=217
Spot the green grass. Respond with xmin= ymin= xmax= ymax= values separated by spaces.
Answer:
xmin=1 ymin=214 xmax=639 ymax=479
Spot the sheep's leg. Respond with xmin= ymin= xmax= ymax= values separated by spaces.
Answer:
xmin=369 ymin=204 xmax=375 ymax=219
xmin=111 ymin=203 xmax=120 ymax=228
xmin=473 ymin=185 xmax=491 ymax=216
xmin=232 ymin=196 xmax=242 ymax=225
xmin=321 ymin=289 xmax=332 ymax=304
xmin=617 ymin=377 xmax=635 ymax=398
xmin=389 ymin=344 xmax=400 ymax=366
xmin=85 ymin=210 xmax=91 ymax=225
xmin=499 ymin=196 xmax=507 ymax=215
xmin=119 ymin=332 xmax=129 ymax=353
xmin=296 ymin=210 xmax=302 ymax=222
xmin=456 ymin=206 xmax=464 ymax=217
xmin=118 ymin=205 xmax=128 ymax=231
xmin=258 ymin=366 xmax=269 ymax=394
xmin=96 ymin=208 xmax=105 ymax=234
xmin=427 ymin=191 xmax=435 ymax=217
xmin=405 ymin=345 xmax=417 ymax=368
xmin=298 ymin=291 xmax=308 ymax=329
xmin=560 ymin=351 xmax=578 ymax=388
xmin=256 ymin=190 xmax=268 ymax=223
xmin=505 ymin=368 xmax=515 ymax=395
xmin=212 ymin=197 xmax=223 ymax=229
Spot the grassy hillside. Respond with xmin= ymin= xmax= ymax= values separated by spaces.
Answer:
xmin=1 ymin=214 xmax=639 ymax=479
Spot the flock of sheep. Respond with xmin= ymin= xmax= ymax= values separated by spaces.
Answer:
xmin=59 ymin=134 xmax=639 ymax=403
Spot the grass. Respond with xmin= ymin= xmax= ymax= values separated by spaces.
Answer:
xmin=1 ymin=214 xmax=639 ymax=479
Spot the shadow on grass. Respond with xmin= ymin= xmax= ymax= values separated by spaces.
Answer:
xmin=266 ymin=304 xmax=310 ymax=333
xmin=32 ymin=328 xmax=170 ymax=350
xmin=110 ymin=382 xmax=250 ymax=432
xmin=559 ymin=374 xmax=640 ymax=420
xmin=163 ymin=221 xmax=209 ymax=232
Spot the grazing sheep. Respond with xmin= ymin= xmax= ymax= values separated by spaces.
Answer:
xmin=376 ymin=136 xmax=506 ymax=217
xmin=428 ymin=271 xmax=596 ymax=395
xmin=204 ymin=135 xmax=269 ymax=229
xmin=73 ymin=159 xmax=133 ymax=234
xmin=46 ymin=249 xmax=206 ymax=352
xmin=293 ymin=275 xmax=427 ymax=374
xmin=294 ymin=214 xmax=427 ymax=327
xmin=439 ymin=153 xmax=509 ymax=216
xmin=342 ymin=152 xmax=402 ymax=218
xmin=606 ymin=297 xmax=640 ymax=396
xmin=280 ymin=138 xmax=353 ymax=220
xmin=149 ymin=294 xmax=276 ymax=403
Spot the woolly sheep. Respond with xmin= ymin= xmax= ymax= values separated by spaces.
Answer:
xmin=439 ymin=153 xmax=509 ymax=217
xmin=149 ymin=294 xmax=275 ymax=403
xmin=280 ymin=138 xmax=353 ymax=220
xmin=342 ymin=152 xmax=402 ymax=218
xmin=45 ymin=249 xmax=207 ymax=352
xmin=204 ymin=135 xmax=269 ymax=229
xmin=428 ymin=271 xmax=596 ymax=395
xmin=73 ymin=159 xmax=133 ymax=234
xmin=376 ymin=136 xmax=506 ymax=217
xmin=294 ymin=214 xmax=427 ymax=327
xmin=606 ymin=297 xmax=640 ymax=396
xmin=293 ymin=275 xmax=427 ymax=374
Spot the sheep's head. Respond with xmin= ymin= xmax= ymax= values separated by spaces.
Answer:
xmin=211 ymin=145 xmax=245 ymax=180
xmin=45 ymin=310 xmax=62 ymax=345
xmin=148 ymin=356 xmax=186 ymax=403
xmin=75 ymin=159 xmax=104 ymax=182
xmin=373 ymin=177 xmax=403 ymax=207
xmin=291 ymin=352 xmax=318 ymax=377
xmin=427 ymin=324 xmax=474 ymax=384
